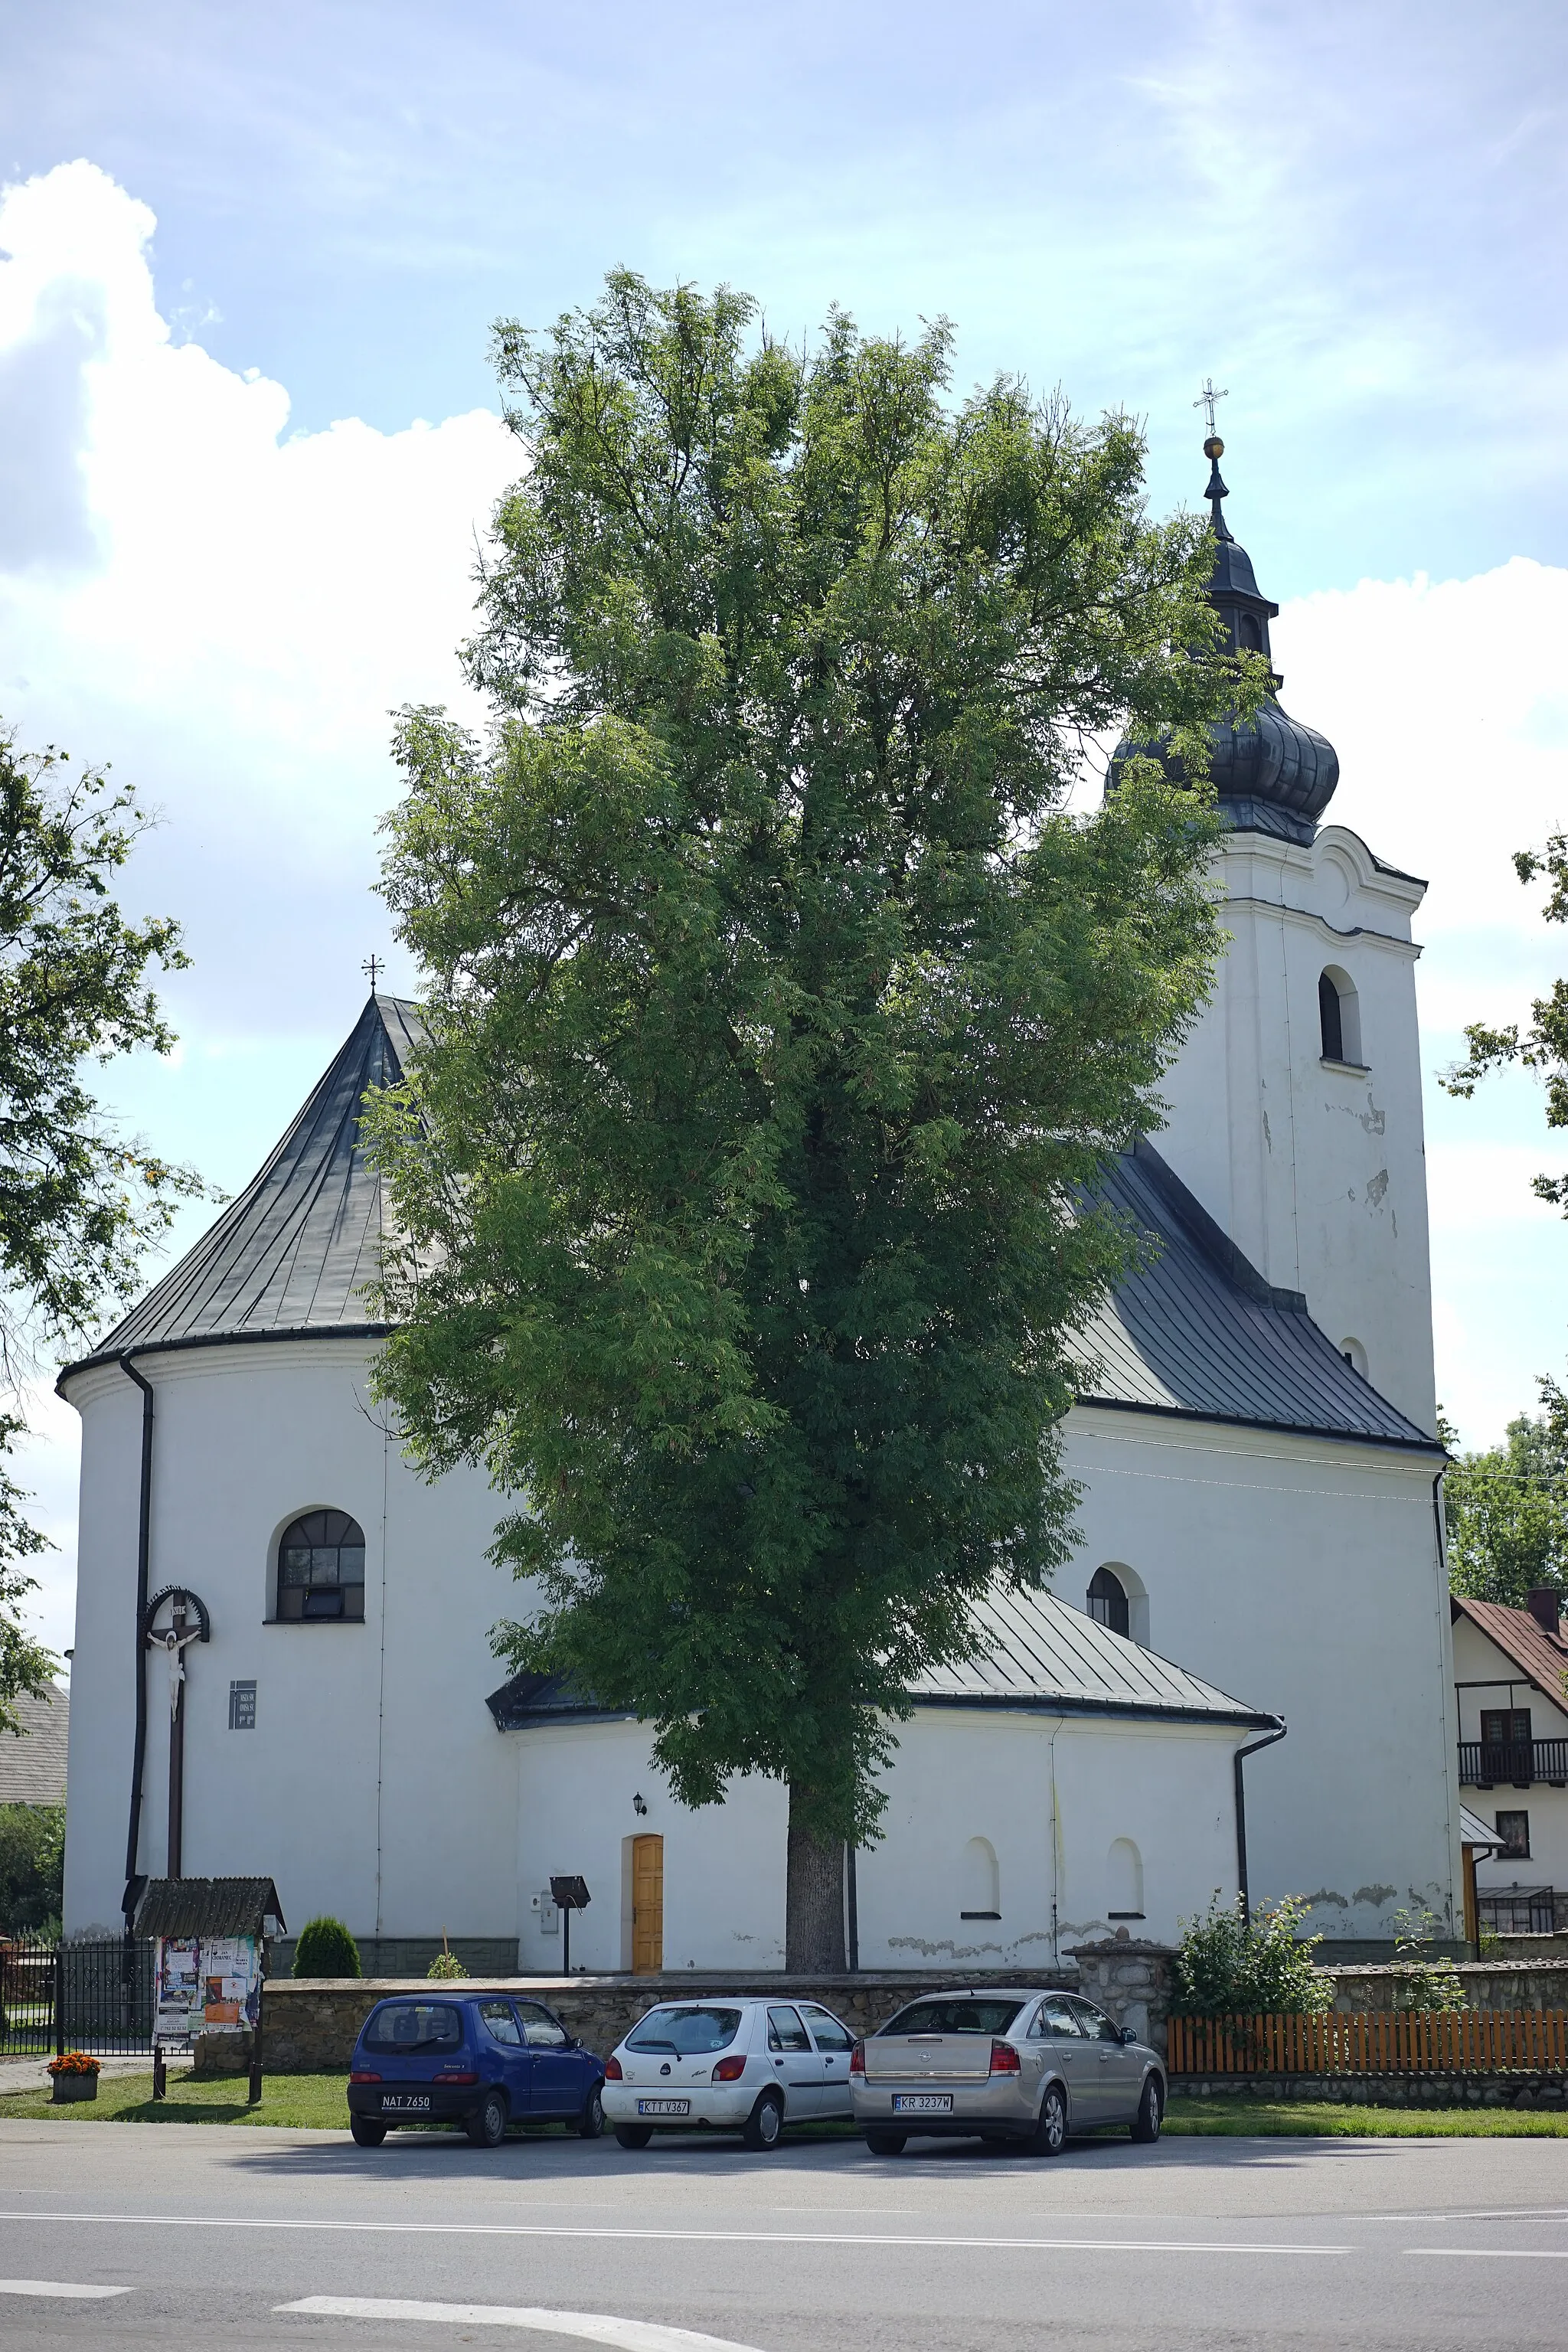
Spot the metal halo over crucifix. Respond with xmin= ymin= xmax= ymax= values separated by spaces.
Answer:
xmin=144 ymin=1586 xmax=211 ymax=1880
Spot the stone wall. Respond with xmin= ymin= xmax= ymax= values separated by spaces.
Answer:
xmin=1325 ymin=1961 xmax=1568 ymax=2014
xmin=1174 ymin=2073 xmax=1566 ymax=2108
xmin=262 ymin=1965 xmax=1082 ymax=2073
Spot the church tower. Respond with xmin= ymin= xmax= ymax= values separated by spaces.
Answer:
xmin=1110 ymin=430 xmax=1438 ymax=1436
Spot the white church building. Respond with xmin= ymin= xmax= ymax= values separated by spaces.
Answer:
xmin=60 ymin=438 xmax=1460 ymax=1968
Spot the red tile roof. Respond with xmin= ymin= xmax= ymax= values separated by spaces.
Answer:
xmin=1452 ymin=1593 xmax=1568 ymax=1707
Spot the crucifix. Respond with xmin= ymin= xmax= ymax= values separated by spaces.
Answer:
xmin=361 ymin=954 xmax=383 ymax=997
xmin=145 ymin=1587 xmax=210 ymax=1879
xmin=1193 ymin=377 xmax=1229 ymax=436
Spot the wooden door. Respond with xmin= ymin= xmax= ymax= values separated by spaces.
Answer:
xmin=631 ymin=1834 xmax=664 ymax=1975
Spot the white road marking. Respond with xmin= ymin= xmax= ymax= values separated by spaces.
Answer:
xmin=280 ymin=2298 xmax=763 ymax=2350
xmin=0 ymin=2280 xmax=131 ymax=2299
xmin=1406 ymin=2247 xmax=1568 ymax=2259
xmin=0 ymin=2210 xmax=1351 ymax=2255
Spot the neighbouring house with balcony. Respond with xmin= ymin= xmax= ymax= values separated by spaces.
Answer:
xmin=1452 ymin=1590 xmax=1568 ymax=1936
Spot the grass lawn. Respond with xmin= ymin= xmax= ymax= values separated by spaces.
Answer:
xmin=3 ymin=2072 xmax=381 ymax=2129
xmin=1165 ymin=2096 xmax=1568 ymax=2138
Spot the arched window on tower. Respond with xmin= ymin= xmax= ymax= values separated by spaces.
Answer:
xmin=274 ymin=1508 xmax=366 ymax=1622
xmin=1237 ymin=611 xmax=1264 ymax=652
xmin=1086 ymin=1565 xmax=1130 ymax=1639
xmin=1318 ymin=967 xmax=1363 ymax=1067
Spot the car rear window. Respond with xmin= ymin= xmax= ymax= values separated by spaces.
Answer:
xmin=880 ymin=1998 xmax=1027 ymax=2037
xmin=362 ymin=2002 xmax=464 ymax=2053
xmin=626 ymin=2005 xmax=743 ymax=2056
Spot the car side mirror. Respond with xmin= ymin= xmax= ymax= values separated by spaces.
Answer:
xmin=1120 ymin=2025 xmax=1138 ymax=2043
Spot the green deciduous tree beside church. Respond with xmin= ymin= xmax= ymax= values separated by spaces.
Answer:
xmin=368 ymin=274 xmax=1266 ymax=1966
xmin=0 ymin=726 xmax=198 ymax=1733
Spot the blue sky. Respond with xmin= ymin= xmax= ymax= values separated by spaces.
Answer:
xmin=1 ymin=0 xmax=1566 ymax=1655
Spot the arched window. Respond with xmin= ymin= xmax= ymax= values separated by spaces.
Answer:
xmin=1237 ymin=611 xmax=1264 ymax=652
xmin=960 ymin=1836 xmax=1001 ymax=1919
xmin=1318 ymin=966 xmax=1362 ymax=1066
xmin=1340 ymin=1336 xmax=1368 ymax=1377
xmin=275 ymin=1509 xmax=366 ymax=1622
xmin=1108 ymin=1838 xmax=1144 ymax=1919
xmin=1087 ymin=1565 xmax=1130 ymax=1639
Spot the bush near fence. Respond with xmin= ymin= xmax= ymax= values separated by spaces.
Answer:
xmin=1168 ymin=2010 xmax=1568 ymax=2075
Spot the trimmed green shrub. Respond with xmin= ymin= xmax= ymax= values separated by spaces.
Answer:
xmin=291 ymin=1916 xmax=361 ymax=1978
xmin=1171 ymin=1892 xmax=1333 ymax=2017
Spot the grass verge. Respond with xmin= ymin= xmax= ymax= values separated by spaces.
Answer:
xmin=1165 ymin=2096 xmax=1568 ymax=2138
xmin=2 ymin=2071 xmax=361 ymax=2128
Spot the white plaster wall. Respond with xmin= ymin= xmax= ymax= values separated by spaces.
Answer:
xmin=506 ymin=1707 xmax=1243 ymax=1975
xmin=857 ymin=1710 xmax=1242 ymax=1968
xmin=1451 ymin=1612 xmax=1568 ymax=1896
xmin=1060 ymin=1408 xmax=1459 ymax=1943
xmin=62 ymin=1341 xmax=518 ymax=1943
xmin=1158 ymin=823 xmax=1437 ymax=1435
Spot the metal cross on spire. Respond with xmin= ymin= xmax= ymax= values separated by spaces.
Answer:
xmin=361 ymin=955 xmax=383 ymax=996
xmin=1193 ymin=377 xmax=1229 ymax=434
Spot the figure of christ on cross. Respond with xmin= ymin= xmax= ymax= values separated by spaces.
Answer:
xmin=145 ymin=1589 xmax=209 ymax=1879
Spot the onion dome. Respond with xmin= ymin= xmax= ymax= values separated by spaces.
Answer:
xmin=1108 ymin=433 xmax=1338 ymax=846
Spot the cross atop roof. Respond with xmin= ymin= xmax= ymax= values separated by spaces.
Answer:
xmin=1193 ymin=377 xmax=1229 ymax=433
xmin=361 ymin=955 xmax=383 ymax=996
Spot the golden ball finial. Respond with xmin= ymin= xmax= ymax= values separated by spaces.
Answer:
xmin=1204 ymin=434 xmax=1224 ymax=461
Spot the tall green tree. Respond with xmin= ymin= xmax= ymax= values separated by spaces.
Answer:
xmin=369 ymin=274 xmax=1263 ymax=1965
xmin=1443 ymin=831 xmax=1568 ymax=1203
xmin=0 ymin=725 xmax=199 ymax=1732
xmin=1442 ymin=1396 xmax=1568 ymax=1609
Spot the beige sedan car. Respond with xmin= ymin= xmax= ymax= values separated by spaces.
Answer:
xmin=851 ymin=1989 xmax=1165 ymax=2155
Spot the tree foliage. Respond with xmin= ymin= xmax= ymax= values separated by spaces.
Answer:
xmin=0 ymin=1799 xmax=64 ymax=1934
xmin=1442 ymin=832 xmax=1568 ymax=1207
xmin=0 ymin=727 xmax=199 ymax=1732
xmin=368 ymin=273 xmax=1263 ymax=1962
xmin=1170 ymin=1893 xmax=1333 ymax=2018
xmin=1442 ymin=1397 xmax=1568 ymax=1609
xmin=291 ymin=1916 xmax=362 ymax=1978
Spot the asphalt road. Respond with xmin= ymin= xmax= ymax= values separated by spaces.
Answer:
xmin=2 ymin=2116 xmax=1566 ymax=2350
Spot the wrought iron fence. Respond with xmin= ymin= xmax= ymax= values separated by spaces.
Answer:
xmin=1457 ymin=1739 xmax=1568 ymax=1788
xmin=0 ymin=1933 xmax=155 ymax=2056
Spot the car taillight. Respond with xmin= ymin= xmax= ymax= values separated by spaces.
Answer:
xmin=605 ymin=2055 xmax=623 ymax=2081
xmin=349 ymin=2069 xmax=381 ymax=2083
xmin=711 ymin=2054 xmax=746 ymax=2082
xmin=849 ymin=2041 xmax=865 ymax=2077
xmin=434 ymin=2069 xmax=479 ymax=2084
xmin=989 ymin=2041 xmax=1021 ymax=2075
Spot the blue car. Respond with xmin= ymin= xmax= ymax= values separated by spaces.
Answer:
xmin=348 ymin=1992 xmax=606 ymax=2149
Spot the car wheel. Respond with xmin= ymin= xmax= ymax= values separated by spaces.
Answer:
xmin=1027 ymin=2082 xmax=1068 ymax=2158
xmin=466 ymin=2091 xmax=508 ymax=2149
xmin=615 ymin=2124 xmax=654 ymax=2149
xmin=577 ymin=2083 xmax=606 ymax=2140
xmin=864 ymin=2129 xmax=907 ymax=2155
xmin=742 ymin=2092 xmax=785 ymax=2151
xmin=349 ymin=2116 xmax=387 ymax=2148
xmin=1130 ymin=2074 xmax=1163 ymax=2145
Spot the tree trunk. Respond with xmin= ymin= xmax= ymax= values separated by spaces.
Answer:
xmin=786 ymin=1792 xmax=846 ymax=1972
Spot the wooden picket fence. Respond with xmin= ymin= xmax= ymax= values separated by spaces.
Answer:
xmin=1167 ymin=2011 xmax=1568 ymax=2076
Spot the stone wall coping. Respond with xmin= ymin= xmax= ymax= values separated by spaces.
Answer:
xmin=264 ymin=1970 xmax=1074 ymax=1996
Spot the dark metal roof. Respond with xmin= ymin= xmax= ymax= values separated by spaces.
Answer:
xmin=134 ymin=1875 xmax=286 ymax=1939
xmin=1078 ymin=1139 xmax=1439 ymax=1450
xmin=60 ymin=1004 xmax=1432 ymax=1455
xmin=60 ymin=995 xmax=420 ymax=1385
xmin=487 ymin=1586 xmax=1272 ymax=1732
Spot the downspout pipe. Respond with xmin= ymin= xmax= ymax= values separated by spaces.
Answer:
xmin=1233 ymin=1716 xmax=1287 ymax=1924
xmin=119 ymin=1354 xmax=154 ymax=1929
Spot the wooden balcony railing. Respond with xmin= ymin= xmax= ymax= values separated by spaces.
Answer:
xmin=1167 ymin=2011 xmax=1568 ymax=2075
xmin=1457 ymin=1739 xmax=1568 ymax=1788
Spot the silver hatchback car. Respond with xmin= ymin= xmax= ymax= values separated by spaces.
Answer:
xmin=851 ymin=1988 xmax=1165 ymax=2155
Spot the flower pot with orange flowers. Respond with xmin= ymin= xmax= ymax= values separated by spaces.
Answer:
xmin=47 ymin=2053 xmax=101 ymax=2103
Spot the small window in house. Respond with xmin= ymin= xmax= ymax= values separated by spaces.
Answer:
xmin=1496 ymin=1810 xmax=1530 ymax=1860
xmin=1481 ymin=1709 xmax=1532 ymax=1747
xmin=275 ymin=1509 xmax=366 ymax=1622
xmin=1319 ymin=972 xmax=1344 ymax=1062
xmin=1087 ymin=1565 xmax=1130 ymax=1638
